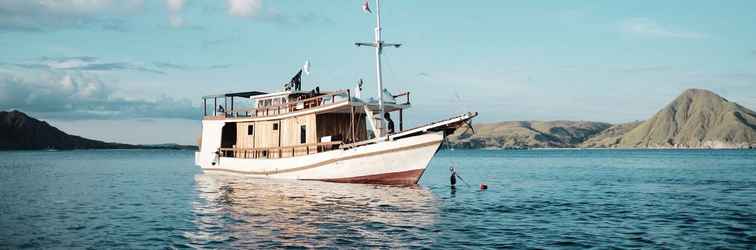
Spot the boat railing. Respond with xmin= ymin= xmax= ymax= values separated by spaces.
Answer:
xmin=392 ymin=92 xmax=410 ymax=105
xmin=219 ymin=141 xmax=343 ymax=159
xmin=224 ymin=90 xmax=351 ymax=118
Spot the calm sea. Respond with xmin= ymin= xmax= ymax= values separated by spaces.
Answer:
xmin=0 ymin=149 xmax=754 ymax=249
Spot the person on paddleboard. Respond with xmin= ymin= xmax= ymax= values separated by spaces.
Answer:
xmin=450 ymin=167 xmax=465 ymax=188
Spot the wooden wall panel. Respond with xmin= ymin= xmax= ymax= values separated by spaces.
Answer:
xmin=235 ymin=122 xmax=255 ymax=149
xmin=281 ymin=114 xmax=316 ymax=147
xmin=253 ymin=120 xmax=280 ymax=148
xmin=233 ymin=114 xmax=319 ymax=150
xmin=231 ymin=112 xmax=375 ymax=155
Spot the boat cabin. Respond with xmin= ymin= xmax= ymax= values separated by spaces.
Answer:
xmin=200 ymin=89 xmax=411 ymax=159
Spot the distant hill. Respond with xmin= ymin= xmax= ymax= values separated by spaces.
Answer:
xmin=615 ymin=89 xmax=755 ymax=148
xmin=579 ymin=121 xmax=643 ymax=148
xmin=447 ymin=121 xmax=611 ymax=149
xmin=447 ymin=89 xmax=755 ymax=149
xmin=0 ymin=110 xmax=197 ymax=150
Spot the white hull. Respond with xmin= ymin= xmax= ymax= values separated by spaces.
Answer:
xmin=195 ymin=131 xmax=444 ymax=185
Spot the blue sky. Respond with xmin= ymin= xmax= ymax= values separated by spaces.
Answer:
xmin=1 ymin=0 xmax=755 ymax=145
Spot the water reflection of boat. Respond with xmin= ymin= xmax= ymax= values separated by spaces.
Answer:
xmin=187 ymin=173 xmax=440 ymax=247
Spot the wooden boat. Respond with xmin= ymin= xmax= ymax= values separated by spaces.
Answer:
xmin=194 ymin=0 xmax=476 ymax=185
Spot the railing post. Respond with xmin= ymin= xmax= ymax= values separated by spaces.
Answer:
xmin=350 ymin=106 xmax=355 ymax=143
xmin=399 ymin=109 xmax=403 ymax=131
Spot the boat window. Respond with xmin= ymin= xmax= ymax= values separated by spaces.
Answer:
xmin=258 ymin=99 xmax=272 ymax=107
xmin=273 ymin=123 xmax=279 ymax=131
xmin=300 ymin=125 xmax=306 ymax=144
xmin=247 ymin=125 xmax=254 ymax=135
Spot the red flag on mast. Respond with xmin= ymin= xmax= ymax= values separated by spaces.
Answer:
xmin=362 ymin=0 xmax=372 ymax=14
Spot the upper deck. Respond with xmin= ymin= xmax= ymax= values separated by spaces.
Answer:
xmin=200 ymin=88 xmax=413 ymax=160
xmin=201 ymin=89 xmax=411 ymax=122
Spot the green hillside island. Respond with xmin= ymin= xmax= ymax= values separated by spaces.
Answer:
xmin=448 ymin=89 xmax=756 ymax=149
xmin=0 ymin=110 xmax=196 ymax=150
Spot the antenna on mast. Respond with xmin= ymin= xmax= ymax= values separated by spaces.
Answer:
xmin=355 ymin=0 xmax=401 ymax=138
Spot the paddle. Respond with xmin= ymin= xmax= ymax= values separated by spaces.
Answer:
xmin=452 ymin=165 xmax=471 ymax=188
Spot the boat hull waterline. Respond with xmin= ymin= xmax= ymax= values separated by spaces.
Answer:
xmin=196 ymin=132 xmax=444 ymax=185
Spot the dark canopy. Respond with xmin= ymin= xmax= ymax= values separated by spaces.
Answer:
xmin=202 ymin=91 xmax=268 ymax=100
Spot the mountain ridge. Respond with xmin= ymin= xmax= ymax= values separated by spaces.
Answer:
xmin=447 ymin=89 xmax=755 ymax=149
xmin=0 ymin=110 xmax=196 ymax=150
xmin=615 ymin=89 xmax=755 ymax=148
xmin=3 ymin=88 xmax=754 ymax=150
xmin=448 ymin=120 xmax=611 ymax=149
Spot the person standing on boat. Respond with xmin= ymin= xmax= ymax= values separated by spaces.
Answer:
xmin=355 ymin=79 xmax=364 ymax=98
xmin=384 ymin=113 xmax=395 ymax=134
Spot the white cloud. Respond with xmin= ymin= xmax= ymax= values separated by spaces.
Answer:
xmin=165 ymin=0 xmax=184 ymax=12
xmin=0 ymin=0 xmax=143 ymax=31
xmin=47 ymin=58 xmax=90 ymax=70
xmin=7 ymin=56 xmax=165 ymax=74
xmin=227 ymin=0 xmax=262 ymax=17
xmin=0 ymin=69 xmax=197 ymax=120
xmin=0 ymin=0 xmax=306 ymax=31
xmin=1 ymin=0 xmax=144 ymax=15
xmin=165 ymin=0 xmax=185 ymax=27
xmin=620 ymin=18 xmax=707 ymax=39
xmin=37 ymin=0 xmax=117 ymax=14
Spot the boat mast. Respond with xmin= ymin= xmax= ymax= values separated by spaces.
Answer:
xmin=374 ymin=0 xmax=385 ymax=137
xmin=356 ymin=0 xmax=400 ymax=138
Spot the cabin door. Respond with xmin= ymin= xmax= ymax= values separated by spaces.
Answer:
xmin=272 ymin=121 xmax=281 ymax=147
xmin=271 ymin=121 xmax=281 ymax=158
